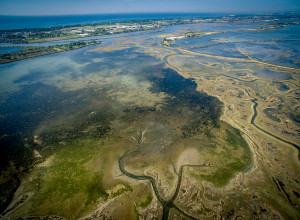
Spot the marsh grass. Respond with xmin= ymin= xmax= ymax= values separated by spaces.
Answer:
xmin=139 ymin=193 xmax=153 ymax=208
xmin=5 ymin=49 xmax=253 ymax=219
xmin=190 ymin=123 xmax=252 ymax=187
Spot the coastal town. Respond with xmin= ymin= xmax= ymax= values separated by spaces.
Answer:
xmin=0 ymin=23 xmax=160 ymax=43
xmin=1 ymin=15 xmax=297 ymax=44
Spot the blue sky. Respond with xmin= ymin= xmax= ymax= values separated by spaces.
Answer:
xmin=0 ymin=0 xmax=299 ymax=15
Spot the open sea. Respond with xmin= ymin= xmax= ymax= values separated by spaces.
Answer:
xmin=0 ymin=13 xmax=229 ymax=30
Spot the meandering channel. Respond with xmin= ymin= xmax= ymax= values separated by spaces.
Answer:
xmin=118 ymin=129 xmax=201 ymax=220
xmin=249 ymin=97 xmax=300 ymax=160
xmin=118 ymin=143 xmax=173 ymax=219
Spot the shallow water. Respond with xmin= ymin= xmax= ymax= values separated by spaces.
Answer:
xmin=3 ymin=23 xmax=299 ymax=70
xmin=190 ymin=43 xmax=248 ymax=58
xmin=0 ymin=47 xmax=23 ymax=54
xmin=0 ymin=43 xmax=226 ymax=213
xmin=0 ymin=17 xmax=298 ymax=216
xmin=175 ymin=24 xmax=300 ymax=68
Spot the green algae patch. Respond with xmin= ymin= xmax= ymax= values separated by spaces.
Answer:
xmin=190 ymin=123 xmax=252 ymax=188
xmin=85 ymin=172 xmax=108 ymax=205
xmin=139 ymin=193 xmax=153 ymax=208
xmin=107 ymin=183 xmax=133 ymax=198
xmin=8 ymin=138 xmax=123 ymax=219
xmin=3 ymin=49 xmax=254 ymax=219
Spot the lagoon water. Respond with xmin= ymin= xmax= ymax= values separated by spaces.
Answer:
xmin=175 ymin=24 xmax=300 ymax=68
xmin=0 ymin=14 xmax=299 ymax=215
xmin=1 ymin=13 xmax=299 ymax=69
xmin=0 ymin=18 xmax=297 ymax=155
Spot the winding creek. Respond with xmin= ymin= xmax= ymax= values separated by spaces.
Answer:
xmin=118 ymin=145 xmax=207 ymax=219
xmin=1 ymin=17 xmax=299 ymax=219
xmin=116 ymin=37 xmax=300 ymax=218
xmin=118 ymin=130 xmax=179 ymax=220
xmin=118 ymin=130 xmax=201 ymax=219
xmin=249 ymin=97 xmax=300 ymax=160
xmin=118 ymin=146 xmax=173 ymax=219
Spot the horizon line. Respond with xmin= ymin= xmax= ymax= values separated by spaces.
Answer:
xmin=1 ymin=11 xmax=300 ymax=17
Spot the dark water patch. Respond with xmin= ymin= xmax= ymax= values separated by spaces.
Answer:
xmin=13 ymin=70 xmax=46 ymax=84
xmin=263 ymin=108 xmax=282 ymax=123
xmin=252 ymin=67 xmax=291 ymax=80
xmin=270 ymin=82 xmax=290 ymax=92
xmin=0 ymin=83 xmax=90 ymax=213
xmin=0 ymin=79 xmax=116 ymax=213
xmin=40 ymin=108 xmax=114 ymax=149
xmin=0 ymin=134 xmax=29 ymax=212
xmin=151 ymin=68 xmax=197 ymax=95
xmin=272 ymin=177 xmax=282 ymax=192
xmin=279 ymin=83 xmax=290 ymax=91
xmin=293 ymin=190 xmax=300 ymax=198
xmin=149 ymin=68 xmax=223 ymax=130
xmin=288 ymin=113 xmax=300 ymax=126
xmin=276 ymin=178 xmax=296 ymax=206
xmin=0 ymin=172 xmax=20 ymax=214
xmin=0 ymin=83 xmax=79 ymax=136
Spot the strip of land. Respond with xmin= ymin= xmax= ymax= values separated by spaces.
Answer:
xmin=0 ymin=40 xmax=101 ymax=64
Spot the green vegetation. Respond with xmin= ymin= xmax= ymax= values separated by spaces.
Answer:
xmin=191 ymin=124 xmax=252 ymax=187
xmin=109 ymin=183 xmax=133 ymax=198
xmin=14 ymin=138 xmax=112 ymax=219
xmin=161 ymin=38 xmax=172 ymax=46
xmin=0 ymin=40 xmax=101 ymax=64
xmin=182 ymin=63 xmax=194 ymax=69
xmin=226 ymin=127 xmax=246 ymax=150
xmin=185 ymin=32 xmax=206 ymax=38
xmin=27 ymin=34 xmax=83 ymax=43
xmin=195 ymin=168 xmax=234 ymax=187
xmin=139 ymin=193 xmax=153 ymax=208
xmin=85 ymin=172 xmax=108 ymax=204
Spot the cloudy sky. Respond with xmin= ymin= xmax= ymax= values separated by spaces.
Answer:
xmin=0 ymin=0 xmax=299 ymax=15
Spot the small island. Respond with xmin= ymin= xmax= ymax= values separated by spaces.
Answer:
xmin=0 ymin=40 xmax=101 ymax=64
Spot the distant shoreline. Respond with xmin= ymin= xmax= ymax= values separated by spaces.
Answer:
xmin=1 ymin=14 xmax=299 ymax=64
xmin=1 ymin=12 xmax=299 ymax=30
xmin=0 ymin=13 xmax=231 ymax=30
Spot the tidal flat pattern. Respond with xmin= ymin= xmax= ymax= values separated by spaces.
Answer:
xmin=1 ymin=16 xmax=300 ymax=219
xmin=0 ymin=48 xmax=252 ymax=219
